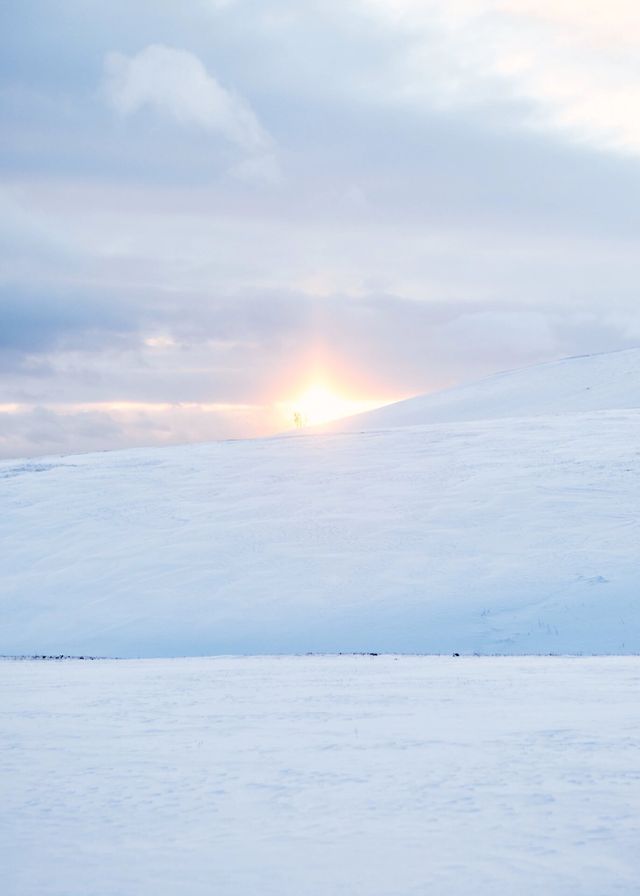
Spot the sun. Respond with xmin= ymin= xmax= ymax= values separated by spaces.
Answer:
xmin=280 ymin=381 xmax=390 ymax=429
xmin=292 ymin=384 xmax=350 ymax=427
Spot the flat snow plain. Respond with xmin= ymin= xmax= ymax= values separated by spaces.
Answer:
xmin=2 ymin=655 xmax=639 ymax=896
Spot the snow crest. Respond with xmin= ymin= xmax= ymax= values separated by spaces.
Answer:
xmin=1 ymin=349 xmax=639 ymax=656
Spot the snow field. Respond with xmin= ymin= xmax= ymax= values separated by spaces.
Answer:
xmin=2 ymin=656 xmax=639 ymax=896
xmin=1 ymin=409 xmax=640 ymax=656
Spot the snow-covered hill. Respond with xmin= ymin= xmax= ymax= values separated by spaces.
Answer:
xmin=319 ymin=348 xmax=640 ymax=432
xmin=1 ymin=349 xmax=639 ymax=657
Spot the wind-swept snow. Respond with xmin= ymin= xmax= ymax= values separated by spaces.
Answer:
xmin=2 ymin=656 xmax=640 ymax=896
xmin=319 ymin=348 xmax=640 ymax=432
xmin=1 ymin=404 xmax=639 ymax=656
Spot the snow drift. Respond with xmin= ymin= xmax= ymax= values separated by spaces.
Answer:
xmin=1 ymin=349 xmax=639 ymax=656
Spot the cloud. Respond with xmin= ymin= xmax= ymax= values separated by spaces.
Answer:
xmin=0 ymin=287 xmax=137 ymax=361
xmin=437 ymin=310 xmax=558 ymax=362
xmin=103 ymin=44 xmax=273 ymax=153
xmin=230 ymin=152 xmax=282 ymax=185
xmin=0 ymin=401 xmax=273 ymax=460
xmin=362 ymin=0 xmax=640 ymax=153
xmin=0 ymin=406 xmax=123 ymax=458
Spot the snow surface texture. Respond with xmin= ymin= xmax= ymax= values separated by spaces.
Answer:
xmin=2 ymin=656 xmax=640 ymax=896
xmin=317 ymin=347 xmax=640 ymax=432
xmin=1 ymin=349 xmax=639 ymax=656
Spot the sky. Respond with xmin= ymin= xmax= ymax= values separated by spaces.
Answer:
xmin=2 ymin=0 xmax=640 ymax=458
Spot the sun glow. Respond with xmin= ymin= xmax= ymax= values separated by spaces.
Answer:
xmin=279 ymin=381 xmax=390 ymax=429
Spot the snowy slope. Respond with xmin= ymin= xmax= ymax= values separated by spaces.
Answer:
xmin=1 ymin=390 xmax=639 ymax=655
xmin=319 ymin=348 xmax=640 ymax=432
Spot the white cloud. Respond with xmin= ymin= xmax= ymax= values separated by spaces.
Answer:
xmin=201 ymin=0 xmax=238 ymax=8
xmin=0 ymin=400 xmax=276 ymax=459
xmin=438 ymin=310 xmax=558 ymax=362
xmin=229 ymin=152 xmax=283 ymax=185
xmin=361 ymin=0 xmax=640 ymax=154
xmin=103 ymin=44 xmax=272 ymax=154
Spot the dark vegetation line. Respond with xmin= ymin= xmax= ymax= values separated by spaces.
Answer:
xmin=1 ymin=654 xmax=104 ymax=661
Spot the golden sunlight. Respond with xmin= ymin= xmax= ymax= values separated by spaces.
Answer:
xmin=278 ymin=381 xmax=391 ymax=429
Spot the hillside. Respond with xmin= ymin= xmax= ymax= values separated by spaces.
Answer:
xmin=319 ymin=348 xmax=640 ymax=432
xmin=1 ymin=349 xmax=639 ymax=657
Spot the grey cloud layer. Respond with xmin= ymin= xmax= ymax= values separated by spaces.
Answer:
xmin=0 ymin=288 xmax=137 ymax=356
